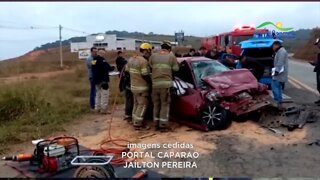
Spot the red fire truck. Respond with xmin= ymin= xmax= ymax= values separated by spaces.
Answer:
xmin=201 ymin=25 xmax=269 ymax=56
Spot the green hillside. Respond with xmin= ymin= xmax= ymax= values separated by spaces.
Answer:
xmin=31 ymin=28 xmax=315 ymax=55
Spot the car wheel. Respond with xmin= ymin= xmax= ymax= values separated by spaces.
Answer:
xmin=200 ymin=103 xmax=231 ymax=131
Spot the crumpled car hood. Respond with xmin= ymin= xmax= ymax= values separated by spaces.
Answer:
xmin=202 ymin=69 xmax=259 ymax=97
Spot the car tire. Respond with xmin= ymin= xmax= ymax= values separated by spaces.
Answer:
xmin=199 ymin=103 xmax=231 ymax=131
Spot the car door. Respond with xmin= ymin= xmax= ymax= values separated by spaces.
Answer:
xmin=171 ymin=61 xmax=203 ymax=118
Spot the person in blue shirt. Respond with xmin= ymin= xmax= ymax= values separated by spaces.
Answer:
xmin=86 ymin=47 xmax=98 ymax=111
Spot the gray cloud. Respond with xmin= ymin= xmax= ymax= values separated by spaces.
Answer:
xmin=0 ymin=2 xmax=319 ymax=60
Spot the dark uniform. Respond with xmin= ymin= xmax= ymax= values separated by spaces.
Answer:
xmin=310 ymin=38 xmax=320 ymax=104
xmin=149 ymin=49 xmax=179 ymax=129
xmin=125 ymin=55 xmax=151 ymax=127
xmin=91 ymin=55 xmax=115 ymax=113
xmin=311 ymin=51 xmax=320 ymax=103
xmin=117 ymin=58 xmax=134 ymax=121
xmin=316 ymin=53 xmax=320 ymax=95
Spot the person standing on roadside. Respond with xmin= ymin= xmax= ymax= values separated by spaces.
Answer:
xmin=116 ymin=51 xmax=134 ymax=121
xmin=309 ymin=38 xmax=320 ymax=105
xmin=91 ymin=49 xmax=115 ymax=114
xmin=205 ymin=46 xmax=218 ymax=59
xmin=149 ymin=41 xmax=179 ymax=132
xmin=271 ymin=41 xmax=288 ymax=107
xmin=86 ymin=47 xmax=98 ymax=111
xmin=125 ymin=43 xmax=153 ymax=130
xmin=214 ymin=46 xmax=225 ymax=59
xmin=183 ymin=48 xmax=196 ymax=57
xmin=193 ymin=46 xmax=207 ymax=57
xmin=116 ymin=51 xmax=127 ymax=76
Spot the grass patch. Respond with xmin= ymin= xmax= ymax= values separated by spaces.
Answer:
xmin=0 ymin=68 xmax=88 ymax=154
xmin=0 ymin=64 xmax=123 ymax=154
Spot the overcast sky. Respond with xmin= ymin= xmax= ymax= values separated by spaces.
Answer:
xmin=0 ymin=2 xmax=319 ymax=60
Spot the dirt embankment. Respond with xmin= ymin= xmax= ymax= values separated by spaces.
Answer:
xmin=294 ymin=28 xmax=320 ymax=61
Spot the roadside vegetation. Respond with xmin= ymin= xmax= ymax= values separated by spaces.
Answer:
xmin=294 ymin=28 xmax=320 ymax=60
xmin=0 ymin=47 xmax=79 ymax=77
xmin=0 ymin=66 xmax=87 ymax=154
xmin=0 ymin=63 xmax=122 ymax=154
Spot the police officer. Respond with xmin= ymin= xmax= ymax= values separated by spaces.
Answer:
xmin=91 ymin=49 xmax=115 ymax=114
xmin=149 ymin=41 xmax=179 ymax=132
xmin=125 ymin=43 xmax=153 ymax=130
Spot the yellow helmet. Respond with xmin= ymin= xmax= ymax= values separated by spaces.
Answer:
xmin=140 ymin=43 xmax=153 ymax=51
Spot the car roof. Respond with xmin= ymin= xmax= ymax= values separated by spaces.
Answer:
xmin=177 ymin=56 xmax=213 ymax=64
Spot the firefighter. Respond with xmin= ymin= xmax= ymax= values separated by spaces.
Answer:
xmin=149 ymin=41 xmax=179 ymax=132
xmin=125 ymin=43 xmax=153 ymax=130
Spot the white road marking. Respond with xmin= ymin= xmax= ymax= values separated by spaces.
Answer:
xmin=288 ymin=76 xmax=318 ymax=95
xmin=288 ymin=79 xmax=302 ymax=89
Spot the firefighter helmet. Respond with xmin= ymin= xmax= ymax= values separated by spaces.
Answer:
xmin=140 ymin=43 xmax=153 ymax=51
xmin=161 ymin=40 xmax=172 ymax=47
xmin=161 ymin=40 xmax=172 ymax=50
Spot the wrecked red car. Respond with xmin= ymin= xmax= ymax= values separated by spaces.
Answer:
xmin=170 ymin=57 xmax=271 ymax=131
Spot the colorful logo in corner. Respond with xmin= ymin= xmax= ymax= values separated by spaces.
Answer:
xmin=257 ymin=21 xmax=293 ymax=32
xmin=255 ymin=21 xmax=295 ymax=39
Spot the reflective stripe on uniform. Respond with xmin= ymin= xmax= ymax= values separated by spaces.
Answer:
xmin=129 ymin=68 xmax=140 ymax=74
xmin=154 ymin=118 xmax=160 ymax=121
xmin=133 ymin=114 xmax=143 ymax=120
xmin=159 ymin=118 xmax=168 ymax=122
xmin=152 ymin=63 xmax=172 ymax=69
xmin=153 ymin=81 xmax=172 ymax=87
xmin=172 ymin=64 xmax=179 ymax=71
xmin=131 ymin=85 xmax=148 ymax=91
xmin=140 ymin=105 xmax=146 ymax=117
xmin=141 ymin=68 xmax=149 ymax=75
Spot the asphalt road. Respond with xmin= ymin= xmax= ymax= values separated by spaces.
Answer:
xmin=288 ymin=58 xmax=318 ymax=94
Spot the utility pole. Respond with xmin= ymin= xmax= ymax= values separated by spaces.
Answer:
xmin=59 ymin=25 xmax=63 ymax=68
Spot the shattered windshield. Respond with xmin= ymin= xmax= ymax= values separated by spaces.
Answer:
xmin=191 ymin=60 xmax=230 ymax=86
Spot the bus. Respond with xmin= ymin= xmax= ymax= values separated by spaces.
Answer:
xmin=201 ymin=25 xmax=269 ymax=56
